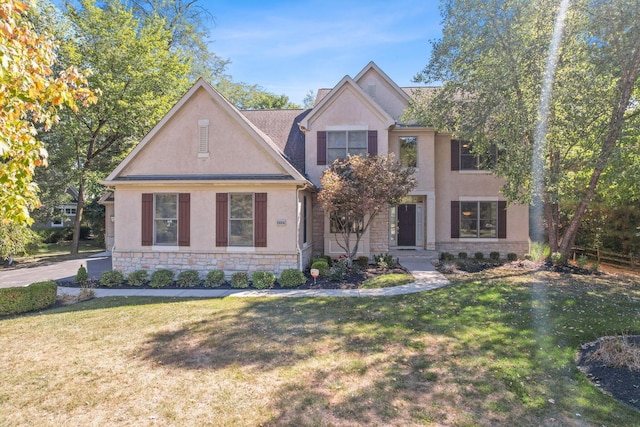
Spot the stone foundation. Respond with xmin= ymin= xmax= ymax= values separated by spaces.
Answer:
xmin=112 ymin=250 xmax=300 ymax=277
xmin=369 ymin=208 xmax=389 ymax=255
xmin=435 ymin=241 xmax=529 ymax=259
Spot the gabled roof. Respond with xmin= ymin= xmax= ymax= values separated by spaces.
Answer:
xmin=299 ymin=75 xmax=396 ymax=130
xmin=241 ymin=109 xmax=311 ymax=174
xmin=353 ymin=61 xmax=412 ymax=104
xmin=103 ymin=78 xmax=310 ymax=185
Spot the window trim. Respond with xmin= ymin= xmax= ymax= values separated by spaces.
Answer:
xmin=399 ymin=136 xmax=418 ymax=168
xmin=327 ymin=129 xmax=368 ymax=163
xmin=153 ymin=193 xmax=179 ymax=246
xmin=228 ymin=192 xmax=254 ymax=247
xmin=454 ymin=139 xmax=497 ymax=172
xmin=459 ymin=200 xmax=498 ymax=239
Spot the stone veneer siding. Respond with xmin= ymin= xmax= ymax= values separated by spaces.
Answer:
xmin=112 ymin=250 xmax=300 ymax=277
xmin=369 ymin=208 xmax=389 ymax=256
xmin=436 ymin=241 xmax=529 ymax=258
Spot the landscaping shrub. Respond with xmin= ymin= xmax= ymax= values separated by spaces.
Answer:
xmin=474 ymin=252 xmax=484 ymax=260
xmin=75 ymin=265 xmax=88 ymax=285
xmin=310 ymin=259 xmax=329 ymax=276
xmin=150 ymin=269 xmax=174 ymax=288
xmin=252 ymin=271 xmax=275 ymax=289
xmin=0 ymin=281 xmax=57 ymax=316
xmin=440 ymin=252 xmax=455 ymax=262
xmin=374 ymin=253 xmax=394 ymax=269
xmin=328 ymin=258 xmax=348 ymax=281
xmin=355 ymin=256 xmax=370 ymax=269
xmin=529 ymin=242 xmax=551 ymax=262
xmin=458 ymin=252 xmax=468 ymax=259
xmin=230 ymin=272 xmax=250 ymax=288
xmin=550 ymin=252 xmax=565 ymax=266
xmin=278 ymin=269 xmax=306 ymax=288
xmin=576 ymin=254 xmax=589 ymax=268
xmin=205 ymin=270 xmax=225 ymax=287
xmin=490 ymin=251 xmax=500 ymax=261
xmin=507 ymin=253 xmax=518 ymax=262
xmin=127 ymin=270 xmax=148 ymax=287
xmin=177 ymin=270 xmax=201 ymax=288
xmin=100 ymin=270 xmax=124 ymax=287
xmin=591 ymin=260 xmax=600 ymax=272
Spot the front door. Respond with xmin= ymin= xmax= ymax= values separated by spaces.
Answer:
xmin=397 ymin=204 xmax=416 ymax=246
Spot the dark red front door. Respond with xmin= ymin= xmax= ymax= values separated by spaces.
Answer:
xmin=397 ymin=204 xmax=416 ymax=246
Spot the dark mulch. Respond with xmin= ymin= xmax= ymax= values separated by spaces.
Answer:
xmin=56 ymin=266 xmax=409 ymax=290
xmin=576 ymin=336 xmax=640 ymax=411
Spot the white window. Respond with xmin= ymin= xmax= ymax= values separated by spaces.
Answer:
xmin=460 ymin=201 xmax=497 ymax=238
xmin=229 ymin=193 xmax=253 ymax=246
xmin=327 ymin=130 xmax=367 ymax=163
xmin=154 ymin=194 xmax=178 ymax=245
xmin=198 ymin=119 xmax=209 ymax=154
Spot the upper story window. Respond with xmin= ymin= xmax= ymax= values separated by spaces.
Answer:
xmin=327 ymin=130 xmax=367 ymax=164
xmin=198 ymin=119 xmax=209 ymax=156
xmin=452 ymin=139 xmax=497 ymax=171
xmin=399 ymin=136 xmax=417 ymax=168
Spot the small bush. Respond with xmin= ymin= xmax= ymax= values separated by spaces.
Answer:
xmin=205 ymin=270 xmax=226 ymax=287
xmin=440 ymin=252 xmax=455 ymax=262
xmin=0 ymin=281 xmax=57 ymax=316
xmin=252 ymin=271 xmax=276 ymax=289
xmin=355 ymin=256 xmax=370 ymax=269
xmin=550 ymin=252 xmax=565 ymax=266
xmin=279 ymin=269 xmax=306 ymax=288
xmin=312 ymin=256 xmax=332 ymax=266
xmin=150 ymin=269 xmax=174 ymax=288
xmin=127 ymin=270 xmax=148 ymax=287
xmin=230 ymin=272 xmax=250 ymax=288
xmin=374 ymin=253 xmax=394 ymax=269
xmin=529 ymin=242 xmax=551 ymax=262
xmin=591 ymin=260 xmax=600 ymax=272
xmin=77 ymin=284 xmax=95 ymax=302
xmin=75 ymin=265 xmax=89 ymax=285
xmin=177 ymin=270 xmax=201 ymax=288
xmin=587 ymin=336 xmax=640 ymax=371
xmin=100 ymin=270 xmax=124 ymax=287
xmin=474 ymin=252 xmax=484 ymax=260
xmin=310 ymin=259 xmax=329 ymax=276
xmin=524 ymin=254 xmax=533 ymax=261
xmin=328 ymin=258 xmax=348 ymax=281
xmin=458 ymin=252 xmax=468 ymax=259
xmin=576 ymin=254 xmax=589 ymax=268
xmin=507 ymin=253 xmax=518 ymax=262
xmin=490 ymin=251 xmax=500 ymax=261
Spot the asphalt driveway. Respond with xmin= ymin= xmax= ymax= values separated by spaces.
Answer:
xmin=0 ymin=255 xmax=112 ymax=288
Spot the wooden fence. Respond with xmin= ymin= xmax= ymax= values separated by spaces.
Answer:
xmin=572 ymin=247 xmax=639 ymax=270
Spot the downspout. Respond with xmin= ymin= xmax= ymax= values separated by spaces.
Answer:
xmin=296 ymin=186 xmax=303 ymax=271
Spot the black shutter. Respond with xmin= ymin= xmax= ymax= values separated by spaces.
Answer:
xmin=368 ymin=130 xmax=378 ymax=156
xmin=178 ymin=193 xmax=190 ymax=246
xmin=254 ymin=193 xmax=267 ymax=247
xmin=317 ymin=131 xmax=327 ymax=165
xmin=141 ymin=194 xmax=153 ymax=246
xmin=451 ymin=139 xmax=460 ymax=171
xmin=451 ymin=201 xmax=460 ymax=238
xmin=498 ymin=201 xmax=507 ymax=239
xmin=216 ymin=193 xmax=228 ymax=247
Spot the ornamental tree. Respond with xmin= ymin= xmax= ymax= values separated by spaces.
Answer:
xmin=318 ymin=154 xmax=416 ymax=267
xmin=0 ymin=0 xmax=94 ymax=225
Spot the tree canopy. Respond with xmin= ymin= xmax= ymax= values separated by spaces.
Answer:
xmin=0 ymin=0 xmax=94 ymax=226
xmin=318 ymin=154 xmax=416 ymax=266
xmin=407 ymin=0 xmax=640 ymax=256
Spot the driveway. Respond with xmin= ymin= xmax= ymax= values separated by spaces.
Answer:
xmin=0 ymin=254 xmax=112 ymax=288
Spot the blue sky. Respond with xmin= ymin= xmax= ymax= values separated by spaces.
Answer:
xmin=205 ymin=0 xmax=443 ymax=105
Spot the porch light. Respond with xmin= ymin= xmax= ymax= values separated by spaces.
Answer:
xmin=462 ymin=211 xmax=473 ymax=216
xmin=110 ymin=214 xmax=115 ymax=223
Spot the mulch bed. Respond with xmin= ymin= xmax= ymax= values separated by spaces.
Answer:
xmin=56 ymin=266 xmax=410 ymax=290
xmin=576 ymin=336 xmax=640 ymax=411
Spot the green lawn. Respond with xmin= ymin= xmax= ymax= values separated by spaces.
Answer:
xmin=1 ymin=267 xmax=639 ymax=426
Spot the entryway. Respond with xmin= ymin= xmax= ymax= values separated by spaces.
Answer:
xmin=397 ymin=204 xmax=416 ymax=246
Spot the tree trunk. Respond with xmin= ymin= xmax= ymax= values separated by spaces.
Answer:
xmin=70 ymin=178 xmax=85 ymax=255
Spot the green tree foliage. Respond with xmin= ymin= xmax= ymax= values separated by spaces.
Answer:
xmin=0 ymin=222 xmax=38 ymax=264
xmin=51 ymin=0 xmax=192 ymax=253
xmin=407 ymin=0 xmax=640 ymax=256
xmin=0 ymin=0 xmax=94 ymax=226
xmin=318 ymin=154 xmax=416 ymax=266
xmin=215 ymin=78 xmax=300 ymax=109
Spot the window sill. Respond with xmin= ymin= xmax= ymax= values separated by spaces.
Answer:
xmin=152 ymin=245 xmax=178 ymax=251
xmin=458 ymin=170 xmax=492 ymax=174
xmin=458 ymin=238 xmax=499 ymax=242
xmin=197 ymin=152 xmax=210 ymax=158
xmin=226 ymin=246 xmax=256 ymax=252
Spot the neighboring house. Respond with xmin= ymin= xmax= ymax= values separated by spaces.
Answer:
xmin=101 ymin=62 xmax=529 ymax=276
xmin=33 ymin=186 xmax=79 ymax=229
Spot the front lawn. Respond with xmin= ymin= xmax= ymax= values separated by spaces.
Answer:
xmin=1 ymin=267 xmax=639 ymax=426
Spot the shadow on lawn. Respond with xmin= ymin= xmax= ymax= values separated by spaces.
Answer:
xmin=131 ymin=270 xmax=640 ymax=425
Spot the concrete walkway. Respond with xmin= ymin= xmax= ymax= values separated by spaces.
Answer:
xmin=2 ymin=251 xmax=448 ymax=299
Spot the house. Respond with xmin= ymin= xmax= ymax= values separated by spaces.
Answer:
xmin=32 ymin=186 xmax=79 ymax=229
xmin=101 ymin=62 xmax=529 ymax=276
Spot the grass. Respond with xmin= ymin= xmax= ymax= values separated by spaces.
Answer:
xmin=1 ymin=267 xmax=640 ymax=426
xmin=361 ymin=272 xmax=413 ymax=289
